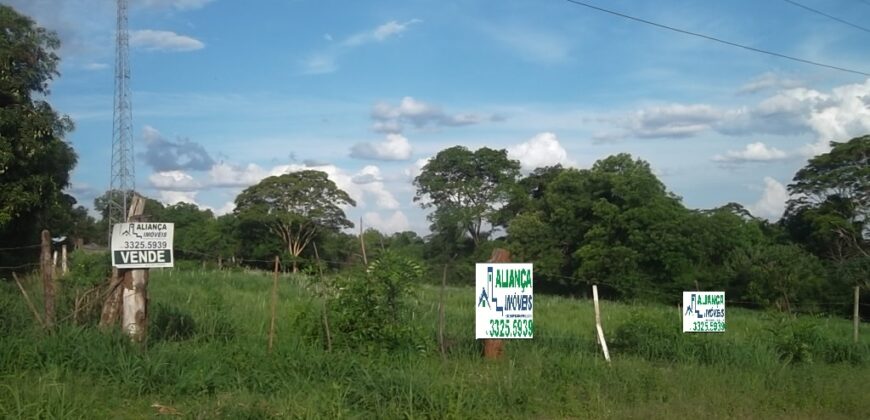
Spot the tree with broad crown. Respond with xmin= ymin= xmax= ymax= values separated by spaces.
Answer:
xmin=0 ymin=5 xmax=77 ymax=258
xmin=413 ymin=146 xmax=520 ymax=248
xmin=234 ymin=170 xmax=355 ymax=272
xmin=785 ymin=135 xmax=869 ymax=262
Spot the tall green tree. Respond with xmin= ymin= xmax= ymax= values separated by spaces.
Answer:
xmin=785 ymin=135 xmax=869 ymax=262
xmin=414 ymin=146 xmax=520 ymax=249
xmin=0 ymin=5 xmax=77 ymax=262
xmin=234 ymin=170 xmax=355 ymax=272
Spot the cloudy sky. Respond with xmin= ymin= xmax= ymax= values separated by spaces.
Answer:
xmin=7 ymin=0 xmax=870 ymax=234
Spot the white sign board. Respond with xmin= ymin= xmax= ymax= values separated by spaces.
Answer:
xmin=111 ymin=222 xmax=174 ymax=268
xmin=476 ymin=263 xmax=533 ymax=339
xmin=683 ymin=291 xmax=726 ymax=333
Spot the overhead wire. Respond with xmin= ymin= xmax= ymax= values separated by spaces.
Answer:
xmin=563 ymin=0 xmax=870 ymax=77
xmin=782 ymin=0 xmax=870 ymax=34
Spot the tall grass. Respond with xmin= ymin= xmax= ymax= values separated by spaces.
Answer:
xmin=1 ymin=269 xmax=868 ymax=418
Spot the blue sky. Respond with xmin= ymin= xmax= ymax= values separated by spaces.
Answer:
xmin=7 ymin=0 xmax=870 ymax=234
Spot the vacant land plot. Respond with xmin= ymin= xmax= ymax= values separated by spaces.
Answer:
xmin=1 ymin=270 xmax=868 ymax=419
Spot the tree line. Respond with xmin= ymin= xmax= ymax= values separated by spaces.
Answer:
xmin=0 ymin=4 xmax=866 ymax=316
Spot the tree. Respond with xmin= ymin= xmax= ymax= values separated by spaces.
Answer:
xmin=414 ymin=146 xmax=520 ymax=248
xmin=785 ymin=135 xmax=869 ymax=261
xmin=0 ymin=5 xmax=77 ymax=257
xmin=234 ymin=170 xmax=355 ymax=272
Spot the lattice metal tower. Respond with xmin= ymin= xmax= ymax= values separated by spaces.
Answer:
xmin=109 ymin=0 xmax=134 ymax=227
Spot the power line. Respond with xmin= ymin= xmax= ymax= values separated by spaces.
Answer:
xmin=782 ymin=0 xmax=870 ymax=34
xmin=563 ymin=0 xmax=870 ymax=77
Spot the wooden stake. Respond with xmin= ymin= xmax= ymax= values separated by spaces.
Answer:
xmin=41 ymin=229 xmax=55 ymax=329
xmin=268 ymin=255 xmax=279 ymax=353
xmin=13 ymin=272 xmax=44 ymax=328
xmin=593 ymin=285 xmax=611 ymax=363
xmin=359 ymin=217 xmax=368 ymax=266
xmin=855 ymin=286 xmax=860 ymax=344
xmin=438 ymin=264 xmax=447 ymax=360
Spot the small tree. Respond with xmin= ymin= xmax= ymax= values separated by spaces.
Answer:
xmin=234 ymin=170 xmax=355 ymax=272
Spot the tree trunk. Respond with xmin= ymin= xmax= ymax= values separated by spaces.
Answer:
xmin=121 ymin=269 xmax=149 ymax=342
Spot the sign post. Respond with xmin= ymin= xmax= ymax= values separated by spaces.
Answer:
xmin=476 ymin=249 xmax=533 ymax=359
xmin=111 ymin=218 xmax=174 ymax=342
xmin=682 ymin=291 xmax=726 ymax=333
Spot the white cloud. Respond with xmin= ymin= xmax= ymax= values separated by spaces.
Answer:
xmin=712 ymin=142 xmax=788 ymax=163
xmin=131 ymin=30 xmax=204 ymax=52
xmin=403 ymin=157 xmax=431 ymax=180
xmin=597 ymin=79 xmax=870 ymax=156
xmin=371 ymin=97 xmax=488 ymax=133
xmin=149 ymin=170 xmax=202 ymax=191
xmin=137 ymin=0 xmax=215 ymax=10
xmin=350 ymin=134 xmax=413 ymax=161
xmin=208 ymin=162 xmax=267 ymax=187
xmin=82 ymin=62 xmax=108 ymax=71
xmin=343 ymin=19 xmax=422 ymax=47
xmin=300 ymin=54 xmax=337 ymax=75
xmin=738 ymin=72 xmax=802 ymax=95
xmin=363 ymin=211 xmax=411 ymax=234
xmin=158 ymin=190 xmax=199 ymax=206
xmin=205 ymin=201 xmax=235 ymax=216
xmin=302 ymin=19 xmax=421 ymax=74
xmin=507 ymin=132 xmax=574 ymax=171
xmin=747 ymin=177 xmax=788 ymax=220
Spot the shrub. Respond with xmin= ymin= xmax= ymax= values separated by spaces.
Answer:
xmin=317 ymin=251 xmax=430 ymax=351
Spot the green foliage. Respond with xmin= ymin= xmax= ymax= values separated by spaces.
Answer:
xmin=149 ymin=303 xmax=197 ymax=342
xmin=0 ymin=270 xmax=868 ymax=418
xmin=235 ymin=170 xmax=355 ymax=271
xmin=728 ymin=244 xmax=825 ymax=312
xmin=414 ymin=145 xmax=520 ymax=248
xmin=0 ymin=5 xmax=77 ymax=263
xmin=324 ymin=252 xmax=428 ymax=351
xmin=65 ymin=250 xmax=110 ymax=288
xmin=767 ymin=316 xmax=869 ymax=365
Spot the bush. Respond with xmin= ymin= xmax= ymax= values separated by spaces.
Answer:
xmin=317 ymin=252 xmax=430 ymax=351
xmin=767 ymin=317 xmax=868 ymax=364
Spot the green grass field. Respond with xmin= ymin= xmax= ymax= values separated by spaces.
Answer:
xmin=1 ymin=269 xmax=868 ymax=419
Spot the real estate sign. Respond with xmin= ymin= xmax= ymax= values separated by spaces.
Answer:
xmin=476 ymin=263 xmax=534 ymax=339
xmin=683 ymin=291 xmax=726 ymax=333
xmin=111 ymin=222 xmax=174 ymax=268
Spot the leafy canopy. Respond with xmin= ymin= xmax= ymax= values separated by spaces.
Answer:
xmin=413 ymin=145 xmax=520 ymax=247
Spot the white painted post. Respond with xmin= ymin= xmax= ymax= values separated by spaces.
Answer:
xmin=592 ymin=285 xmax=611 ymax=363
xmin=61 ymin=244 xmax=68 ymax=275
xmin=855 ymin=286 xmax=860 ymax=344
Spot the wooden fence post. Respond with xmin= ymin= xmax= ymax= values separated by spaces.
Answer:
xmin=268 ymin=255 xmax=279 ymax=353
xmin=438 ymin=264 xmax=447 ymax=360
xmin=593 ymin=284 xmax=611 ymax=364
xmin=483 ymin=248 xmax=511 ymax=359
xmin=41 ymin=229 xmax=55 ymax=329
xmin=61 ymin=244 xmax=68 ymax=275
xmin=855 ymin=286 xmax=861 ymax=344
